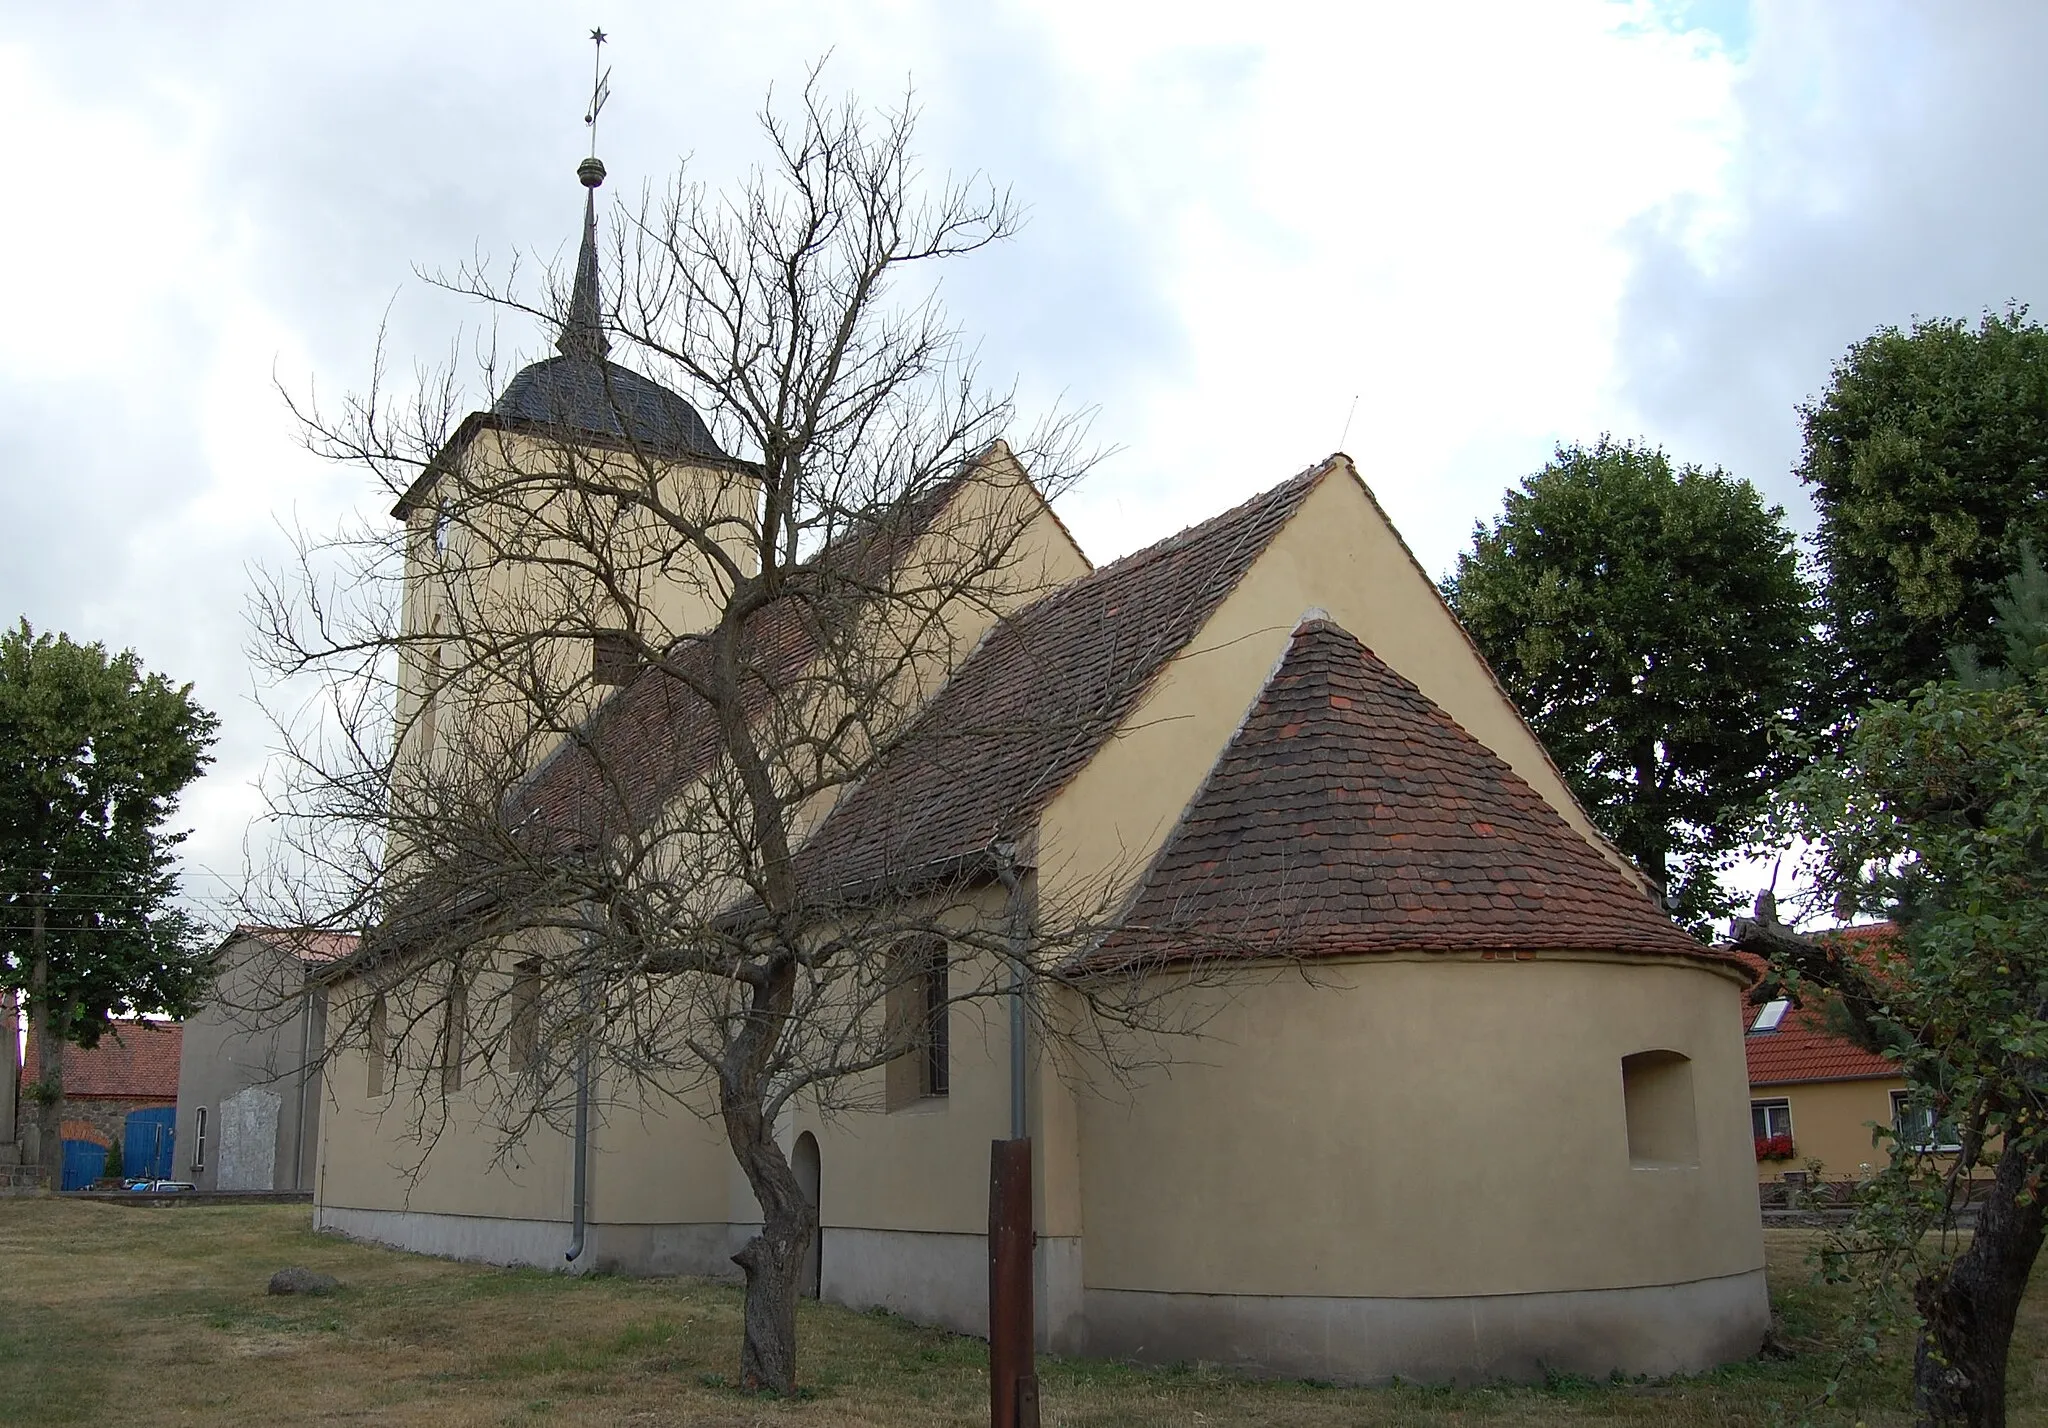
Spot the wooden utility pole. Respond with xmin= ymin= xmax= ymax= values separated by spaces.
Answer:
xmin=28 ymin=895 xmax=61 ymax=1189
xmin=988 ymin=1137 xmax=1038 ymax=1428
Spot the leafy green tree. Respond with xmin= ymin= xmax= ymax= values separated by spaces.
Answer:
xmin=1443 ymin=437 xmax=1813 ymax=929
xmin=1746 ymin=553 xmax=2048 ymax=1427
xmin=1802 ymin=305 xmax=2048 ymax=723
xmin=0 ymin=620 xmax=218 ymax=1187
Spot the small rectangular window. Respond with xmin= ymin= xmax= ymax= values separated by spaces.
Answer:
xmin=441 ymin=969 xmax=468 ymax=1094
xmin=509 ymin=963 xmax=542 ymax=1074
xmin=885 ymin=936 xmax=950 ymax=1109
xmin=593 ymin=630 xmax=639 ymax=685
xmin=1892 ymin=1091 xmax=1962 ymax=1152
xmin=367 ymin=993 xmax=388 ymax=1098
xmin=1751 ymin=1098 xmax=1793 ymax=1141
xmin=418 ymin=641 xmax=443 ymax=754
xmin=192 ymin=1107 xmax=208 ymax=1172
xmin=922 ymin=945 xmax=950 ymax=1099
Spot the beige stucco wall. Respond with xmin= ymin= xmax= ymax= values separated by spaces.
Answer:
xmin=1076 ymin=954 xmax=1762 ymax=1299
xmin=395 ymin=430 xmax=761 ymax=776
xmin=323 ymin=450 xmax=1767 ymax=1376
xmin=784 ymin=883 xmax=1039 ymax=1236
xmin=316 ymin=942 xmax=747 ymax=1233
xmin=1039 ymin=464 xmax=1638 ymax=922
xmin=328 ymin=450 xmax=1091 ymax=1236
xmin=1750 ymin=1076 xmax=1903 ymax=1183
xmin=317 ymin=975 xmax=576 ymax=1223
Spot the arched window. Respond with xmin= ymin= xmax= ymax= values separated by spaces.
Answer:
xmin=366 ymin=994 xmax=388 ymax=1098
xmin=793 ymin=1131 xmax=822 ymax=1299
xmin=885 ymin=935 xmax=949 ymax=1110
xmin=1621 ymin=1049 xmax=1698 ymax=1169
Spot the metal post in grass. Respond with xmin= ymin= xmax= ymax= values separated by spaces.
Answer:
xmin=988 ymin=1137 xmax=1038 ymax=1428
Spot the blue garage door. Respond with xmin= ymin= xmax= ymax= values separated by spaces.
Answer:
xmin=60 ymin=1139 xmax=108 ymax=1191
xmin=124 ymin=1108 xmax=177 ymax=1181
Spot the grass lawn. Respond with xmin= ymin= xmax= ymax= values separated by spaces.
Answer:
xmin=0 ymin=1200 xmax=2043 ymax=1426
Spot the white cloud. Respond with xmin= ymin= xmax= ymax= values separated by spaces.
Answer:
xmin=1617 ymin=1 xmax=2048 ymax=529
xmin=5 ymin=2 xmax=2038 ymax=918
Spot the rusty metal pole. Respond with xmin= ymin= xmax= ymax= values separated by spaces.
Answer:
xmin=989 ymin=1137 xmax=1038 ymax=1428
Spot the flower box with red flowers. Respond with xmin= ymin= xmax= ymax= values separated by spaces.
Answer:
xmin=1754 ymin=1134 xmax=1796 ymax=1162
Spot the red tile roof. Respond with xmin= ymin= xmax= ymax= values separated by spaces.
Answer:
xmin=1744 ymin=1003 xmax=1899 ymax=1085
xmin=1733 ymin=927 xmax=1902 ymax=1086
xmin=20 ymin=1020 xmax=180 ymax=1101
xmin=235 ymin=926 xmax=359 ymax=964
xmin=508 ymin=471 xmax=977 ymax=850
xmin=790 ymin=461 xmax=1332 ymax=898
xmin=1088 ymin=620 xmax=1710 ymax=965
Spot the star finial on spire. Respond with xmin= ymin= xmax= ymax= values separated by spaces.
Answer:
xmin=584 ymin=28 xmax=611 ymax=160
xmin=561 ymin=28 xmax=611 ymax=360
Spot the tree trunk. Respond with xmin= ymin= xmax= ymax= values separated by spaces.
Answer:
xmin=29 ymin=901 xmax=62 ymax=1190
xmin=726 ymin=1115 xmax=816 ymax=1395
xmin=1912 ymin=1141 xmax=2048 ymax=1427
xmin=1630 ymin=744 xmax=1669 ymax=902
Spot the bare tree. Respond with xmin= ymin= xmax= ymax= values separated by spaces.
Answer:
xmin=247 ymin=74 xmax=1235 ymax=1393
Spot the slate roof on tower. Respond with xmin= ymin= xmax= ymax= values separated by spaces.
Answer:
xmin=391 ymin=157 xmax=726 ymax=520
xmin=1087 ymin=618 xmax=1708 ymax=966
xmin=488 ymin=355 xmax=723 ymax=462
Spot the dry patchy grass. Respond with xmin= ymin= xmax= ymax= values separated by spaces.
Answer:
xmin=0 ymin=1199 xmax=2043 ymax=1426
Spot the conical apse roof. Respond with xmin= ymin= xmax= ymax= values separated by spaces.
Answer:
xmin=1092 ymin=619 xmax=1709 ymax=965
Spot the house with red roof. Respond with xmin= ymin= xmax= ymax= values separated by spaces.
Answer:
xmin=307 ymin=156 xmax=1769 ymax=1388
xmin=1737 ymin=925 xmax=1920 ymax=1185
xmin=174 ymin=926 xmax=356 ymax=1192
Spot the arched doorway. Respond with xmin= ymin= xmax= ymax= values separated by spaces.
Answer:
xmin=793 ymin=1132 xmax=821 ymax=1299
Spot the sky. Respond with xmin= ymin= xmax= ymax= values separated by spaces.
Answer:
xmin=4 ymin=1 xmax=2047 ymax=928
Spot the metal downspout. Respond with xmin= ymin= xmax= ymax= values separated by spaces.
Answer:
xmin=566 ymin=912 xmax=595 ymax=1265
xmin=292 ymin=980 xmax=314 ymax=1191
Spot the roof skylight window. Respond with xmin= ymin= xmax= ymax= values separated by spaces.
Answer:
xmin=1750 ymin=998 xmax=1790 ymax=1033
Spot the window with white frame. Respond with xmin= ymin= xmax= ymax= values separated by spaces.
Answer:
xmin=192 ymin=1106 xmax=207 ymax=1172
xmin=1750 ymin=999 xmax=1790 ymax=1033
xmin=1891 ymin=1090 xmax=1962 ymax=1152
xmin=1751 ymin=1099 xmax=1793 ymax=1141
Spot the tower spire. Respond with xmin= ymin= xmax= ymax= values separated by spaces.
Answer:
xmin=559 ymin=29 xmax=611 ymax=361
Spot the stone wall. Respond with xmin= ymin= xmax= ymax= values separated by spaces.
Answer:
xmin=56 ymin=1097 xmax=174 ymax=1158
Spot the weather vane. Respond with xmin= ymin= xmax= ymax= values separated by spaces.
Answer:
xmin=584 ymin=28 xmax=611 ymax=159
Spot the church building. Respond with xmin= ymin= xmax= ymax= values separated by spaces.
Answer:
xmin=310 ymin=148 xmax=1768 ymax=1386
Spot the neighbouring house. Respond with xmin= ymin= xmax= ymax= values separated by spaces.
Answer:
xmin=307 ymin=155 xmax=1768 ymax=1386
xmin=174 ymin=927 xmax=356 ymax=1192
xmin=1738 ymin=925 xmax=1931 ymax=1185
xmin=20 ymin=1019 xmax=181 ymax=1181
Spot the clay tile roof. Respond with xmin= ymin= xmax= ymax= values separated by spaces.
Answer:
xmin=1736 ymin=923 xmax=1901 ymax=1086
xmin=1744 ymin=1001 xmax=1899 ymax=1085
xmin=1088 ymin=619 xmax=1709 ymax=966
xmin=236 ymin=926 xmax=359 ymax=965
xmin=790 ymin=461 xmax=1334 ymax=898
xmin=21 ymin=1020 xmax=180 ymax=1101
xmin=508 ymin=472 xmax=975 ymax=849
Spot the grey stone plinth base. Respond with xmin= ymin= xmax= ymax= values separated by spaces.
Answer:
xmin=1080 ymin=1268 xmax=1769 ymax=1385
